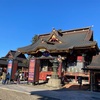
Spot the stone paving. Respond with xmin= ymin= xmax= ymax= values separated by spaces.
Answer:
xmin=0 ymin=81 xmax=100 ymax=100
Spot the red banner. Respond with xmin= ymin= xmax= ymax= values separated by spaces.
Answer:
xmin=28 ymin=59 xmax=35 ymax=82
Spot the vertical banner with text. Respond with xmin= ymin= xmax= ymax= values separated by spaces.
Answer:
xmin=7 ymin=60 xmax=13 ymax=79
xmin=28 ymin=59 xmax=35 ymax=82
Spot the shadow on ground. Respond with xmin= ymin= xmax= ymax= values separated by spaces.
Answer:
xmin=30 ymin=83 xmax=90 ymax=100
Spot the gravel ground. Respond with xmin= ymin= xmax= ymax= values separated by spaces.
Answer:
xmin=0 ymin=89 xmax=59 ymax=100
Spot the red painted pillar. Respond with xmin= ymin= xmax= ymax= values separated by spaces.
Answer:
xmin=58 ymin=62 xmax=62 ymax=78
xmin=11 ymin=60 xmax=18 ymax=80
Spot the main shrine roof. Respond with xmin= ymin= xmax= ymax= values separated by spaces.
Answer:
xmin=17 ymin=27 xmax=98 ymax=54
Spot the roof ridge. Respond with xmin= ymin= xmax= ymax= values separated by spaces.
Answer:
xmin=39 ymin=26 xmax=92 ymax=37
xmin=61 ymin=26 xmax=92 ymax=33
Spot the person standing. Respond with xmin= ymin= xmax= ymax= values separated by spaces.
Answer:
xmin=2 ymin=69 xmax=6 ymax=84
xmin=15 ymin=71 xmax=20 ymax=84
xmin=15 ymin=71 xmax=18 ymax=81
xmin=17 ymin=72 xmax=20 ymax=84
xmin=5 ymin=72 xmax=10 ymax=84
xmin=0 ymin=68 xmax=2 ymax=81
xmin=77 ymin=76 xmax=82 ymax=89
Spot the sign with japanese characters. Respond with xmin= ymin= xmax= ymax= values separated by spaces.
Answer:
xmin=28 ymin=59 xmax=35 ymax=82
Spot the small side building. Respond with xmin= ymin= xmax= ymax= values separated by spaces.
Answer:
xmin=0 ymin=50 xmax=28 ymax=73
xmin=83 ymin=53 xmax=100 ymax=91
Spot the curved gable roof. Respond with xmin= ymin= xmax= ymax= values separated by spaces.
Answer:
xmin=17 ymin=27 xmax=97 ymax=53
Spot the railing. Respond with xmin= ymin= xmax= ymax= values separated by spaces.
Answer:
xmin=64 ymin=72 xmax=89 ymax=77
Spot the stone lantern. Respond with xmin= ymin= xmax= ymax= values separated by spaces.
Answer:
xmin=46 ymin=58 xmax=62 ymax=88
xmin=51 ymin=58 xmax=59 ymax=79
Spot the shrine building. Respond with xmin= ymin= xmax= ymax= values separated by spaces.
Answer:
xmin=17 ymin=27 xmax=99 ymax=84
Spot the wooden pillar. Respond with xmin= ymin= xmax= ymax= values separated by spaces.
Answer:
xmin=90 ymin=71 xmax=94 ymax=91
xmin=75 ymin=75 xmax=77 ymax=82
xmin=58 ymin=62 xmax=62 ymax=78
xmin=11 ymin=60 xmax=18 ymax=80
xmin=93 ymin=72 xmax=95 ymax=91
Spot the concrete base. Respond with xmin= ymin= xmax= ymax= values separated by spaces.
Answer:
xmin=46 ymin=78 xmax=62 ymax=88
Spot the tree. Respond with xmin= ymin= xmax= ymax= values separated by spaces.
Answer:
xmin=31 ymin=34 xmax=39 ymax=44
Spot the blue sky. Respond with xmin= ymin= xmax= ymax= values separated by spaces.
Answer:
xmin=0 ymin=0 xmax=100 ymax=57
